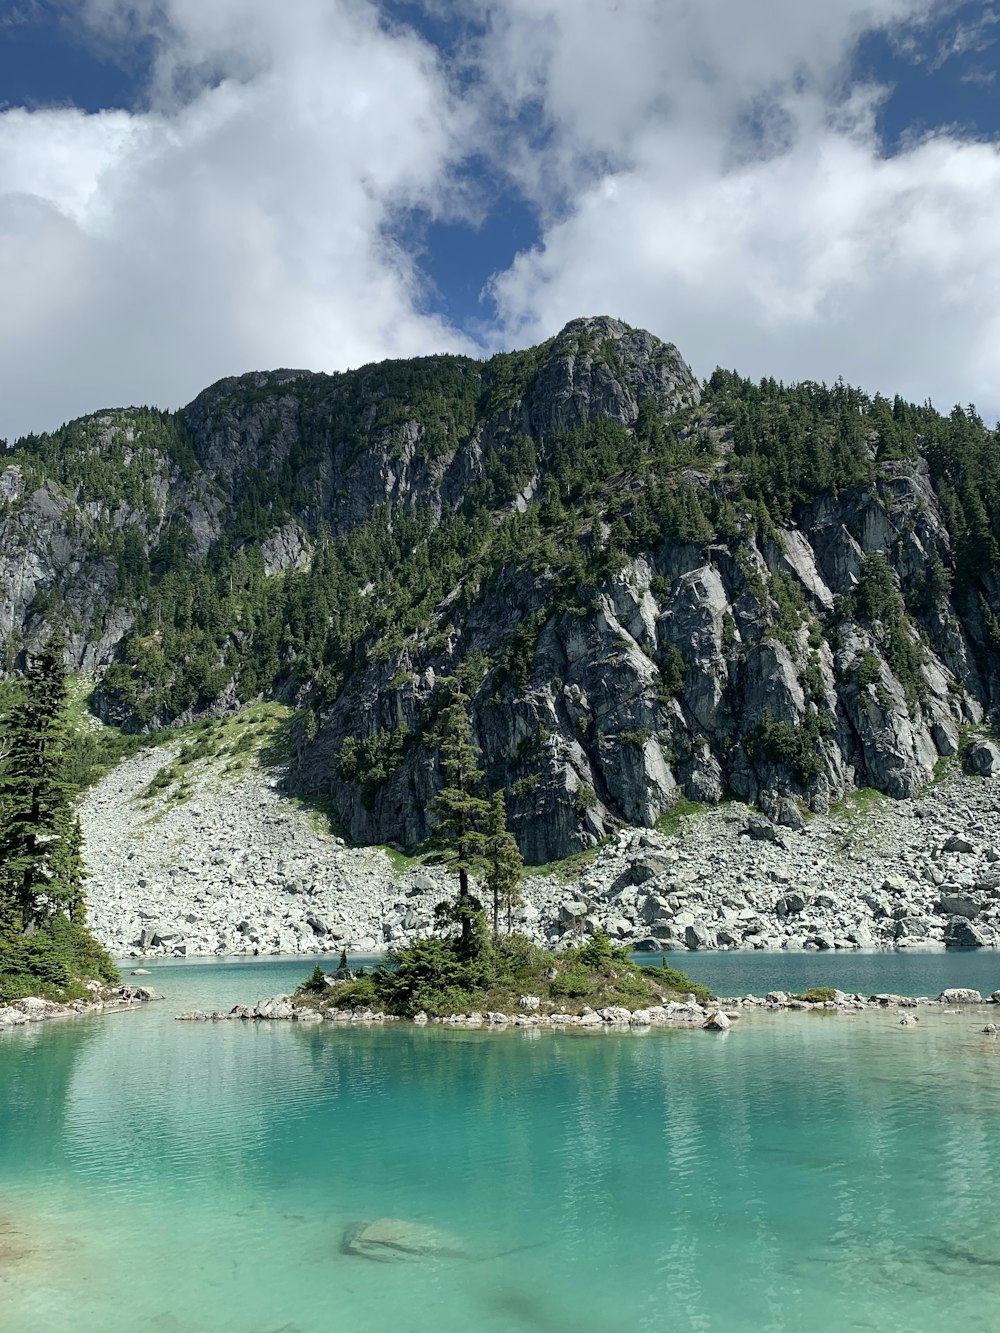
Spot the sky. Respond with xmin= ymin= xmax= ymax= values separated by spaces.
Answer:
xmin=0 ymin=0 xmax=998 ymax=441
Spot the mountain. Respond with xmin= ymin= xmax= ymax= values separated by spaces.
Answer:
xmin=2 ymin=315 xmax=998 ymax=862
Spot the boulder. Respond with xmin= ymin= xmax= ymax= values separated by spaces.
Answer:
xmin=518 ymin=995 xmax=540 ymax=1011
xmin=559 ymin=900 xmax=588 ymax=926
xmin=342 ymin=1218 xmax=467 ymax=1263
xmin=942 ymin=835 xmax=974 ymax=854
xmin=964 ymin=740 xmax=1000 ymax=776
xmin=943 ymin=918 xmax=987 ymax=948
xmin=684 ymin=922 xmax=715 ymax=950
xmin=776 ymin=891 xmax=809 ymax=915
xmin=776 ymin=798 xmax=805 ymax=831
xmin=936 ymin=895 xmax=980 ymax=920
xmin=703 ymin=1011 xmax=731 ymax=1031
xmin=937 ymin=988 xmax=983 ymax=1004
xmin=745 ymin=816 xmax=778 ymax=842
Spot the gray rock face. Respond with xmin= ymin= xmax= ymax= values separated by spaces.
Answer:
xmin=965 ymin=741 xmax=1000 ymax=776
xmin=4 ymin=321 xmax=1000 ymax=872
xmin=938 ymin=988 xmax=983 ymax=1004
xmin=523 ymin=317 xmax=700 ymax=436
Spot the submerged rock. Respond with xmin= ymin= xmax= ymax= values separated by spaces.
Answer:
xmin=342 ymin=1219 xmax=469 ymax=1263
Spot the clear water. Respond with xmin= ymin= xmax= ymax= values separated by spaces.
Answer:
xmin=2 ymin=953 xmax=1000 ymax=1333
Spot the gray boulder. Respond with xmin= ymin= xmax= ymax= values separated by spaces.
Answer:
xmin=943 ymin=918 xmax=987 ymax=948
xmin=936 ymin=895 xmax=980 ymax=920
xmin=964 ymin=740 xmax=1000 ymax=776
xmin=942 ymin=835 xmax=975 ymax=854
xmin=684 ymin=922 xmax=715 ymax=950
xmin=746 ymin=816 xmax=778 ymax=843
xmin=938 ymin=988 xmax=983 ymax=1004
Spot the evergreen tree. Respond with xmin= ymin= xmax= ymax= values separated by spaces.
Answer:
xmin=483 ymin=791 xmax=524 ymax=935
xmin=0 ymin=636 xmax=82 ymax=930
xmin=430 ymin=663 xmax=490 ymax=953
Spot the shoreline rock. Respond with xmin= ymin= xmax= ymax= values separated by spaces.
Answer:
xmin=0 ymin=984 xmax=159 ymax=1030
xmin=173 ymin=987 xmax=1000 ymax=1031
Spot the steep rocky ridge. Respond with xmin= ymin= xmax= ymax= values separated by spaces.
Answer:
xmin=2 ymin=316 xmax=999 ymax=862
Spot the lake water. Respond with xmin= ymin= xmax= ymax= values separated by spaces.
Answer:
xmin=3 ymin=951 xmax=1000 ymax=1333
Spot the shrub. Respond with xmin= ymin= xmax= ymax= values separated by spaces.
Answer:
xmin=796 ymin=986 xmax=838 ymax=1003
xmin=655 ymin=959 xmax=713 ymax=1005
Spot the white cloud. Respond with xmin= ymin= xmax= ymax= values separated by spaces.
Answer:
xmin=476 ymin=0 xmax=1000 ymax=421
xmin=0 ymin=0 xmax=473 ymax=441
xmin=3 ymin=0 xmax=999 ymax=439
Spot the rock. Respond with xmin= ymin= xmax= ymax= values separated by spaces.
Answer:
xmin=342 ymin=1218 xmax=468 ymax=1263
xmin=982 ymin=1023 xmax=999 ymax=1034
xmin=745 ymin=816 xmax=778 ymax=843
xmin=989 ymin=991 xmax=1000 ymax=1004
xmin=558 ymin=900 xmax=588 ymax=925
xmin=776 ymin=890 xmax=809 ymax=915
xmin=943 ymin=918 xmax=987 ymax=948
xmin=613 ymin=855 xmax=671 ymax=890
xmin=942 ymin=835 xmax=975 ymax=854
xmin=776 ymin=798 xmax=805 ymax=830
xmin=684 ymin=922 xmax=715 ymax=950
xmin=937 ymin=988 xmax=983 ymax=1004
xmin=130 ymin=968 xmax=152 ymax=976
xmin=936 ymin=895 xmax=980 ymax=920
xmin=899 ymin=1014 xmax=918 ymax=1025
xmin=964 ymin=740 xmax=1000 ymax=776
xmin=518 ymin=995 xmax=540 ymax=1011
xmin=703 ymin=1011 xmax=731 ymax=1030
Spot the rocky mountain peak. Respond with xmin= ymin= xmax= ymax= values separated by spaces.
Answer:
xmin=524 ymin=316 xmax=700 ymax=436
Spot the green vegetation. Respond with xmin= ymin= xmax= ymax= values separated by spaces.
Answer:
xmin=0 ymin=639 xmax=119 ymax=1003
xmin=655 ymin=796 xmax=708 ymax=839
xmin=302 ymin=930 xmax=712 ymax=1019
xmin=794 ymin=987 xmax=839 ymax=1003
xmin=5 ymin=332 xmax=1000 ymax=834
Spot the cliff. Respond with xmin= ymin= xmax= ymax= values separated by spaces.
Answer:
xmin=2 ymin=316 xmax=998 ymax=861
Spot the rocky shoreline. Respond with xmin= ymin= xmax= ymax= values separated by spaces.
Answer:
xmin=175 ymin=986 xmax=1000 ymax=1032
xmin=0 ymin=984 xmax=158 ymax=1030
xmin=80 ymin=742 xmax=1000 ymax=961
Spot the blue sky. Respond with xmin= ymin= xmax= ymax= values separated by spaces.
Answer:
xmin=0 ymin=1 xmax=998 ymax=439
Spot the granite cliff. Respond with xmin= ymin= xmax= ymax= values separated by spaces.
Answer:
xmin=2 ymin=316 xmax=998 ymax=863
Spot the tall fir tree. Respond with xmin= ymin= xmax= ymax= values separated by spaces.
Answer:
xmin=483 ymin=791 xmax=524 ymax=936
xmin=430 ymin=662 xmax=490 ymax=953
xmin=0 ymin=636 xmax=84 ymax=930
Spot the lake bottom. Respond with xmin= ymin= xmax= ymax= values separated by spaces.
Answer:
xmin=2 ymin=958 xmax=1000 ymax=1332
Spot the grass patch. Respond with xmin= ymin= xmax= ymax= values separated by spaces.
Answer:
xmin=656 ymin=797 xmax=708 ymax=839
xmin=829 ymin=786 xmax=888 ymax=819
xmin=793 ymin=986 xmax=839 ymax=1003
xmin=522 ymin=841 xmax=609 ymax=882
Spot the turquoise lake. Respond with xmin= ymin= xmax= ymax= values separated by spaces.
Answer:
xmin=3 ymin=951 xmax=1000 ymax=1333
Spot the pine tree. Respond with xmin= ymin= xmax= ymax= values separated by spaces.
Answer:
xmin=430 ymin=662 xmax=490 ymax=953
xmin=0 ymin=636 xmax=79 ymax=930
xmin=483 ymin=791 xmax=524 ymax=935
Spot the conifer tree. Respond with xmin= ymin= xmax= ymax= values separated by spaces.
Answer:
xmin=430 ymin=662 xmax=490 ymax=953
xmin=483 ymin=790 xmax=524 ymax=935
xmin=0 ymin=636 xmax=81 ymax=930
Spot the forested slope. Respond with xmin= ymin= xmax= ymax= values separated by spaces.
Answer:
xmin=2 ymin=316 xmax=998 ymax=860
